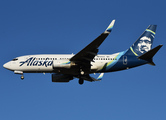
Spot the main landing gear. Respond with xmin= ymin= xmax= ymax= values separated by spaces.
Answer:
xmin=78 ymin=69 xmax=84 ymax=85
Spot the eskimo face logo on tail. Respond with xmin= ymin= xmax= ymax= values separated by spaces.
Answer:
xmin=132 ymin=36 xmax=152 ymax=55
xmin=137 ymin=36 xmax=152 ymax=53
xmin=20 ymin=57 xmax=53 ymax=67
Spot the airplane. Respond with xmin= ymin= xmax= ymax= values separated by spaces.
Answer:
xmin=3 ymin=20 xmax=163 ymax=85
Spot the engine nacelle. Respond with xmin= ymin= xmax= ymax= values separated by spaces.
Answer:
xmin=52 ymin=73 xmax=73 ymax=82
xmin=52 ymin=60 xmax=71 ymax=69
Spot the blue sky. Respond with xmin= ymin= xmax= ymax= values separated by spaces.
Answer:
xmin=1 ymin=0 xmax=166 ymax=120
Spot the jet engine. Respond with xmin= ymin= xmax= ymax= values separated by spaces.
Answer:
xmin=52 ymin=73 xmax=73 ymax=82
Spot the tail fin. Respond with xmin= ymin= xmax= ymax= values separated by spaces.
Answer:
xmin=125 ymin=25 xmax=157 ymax=56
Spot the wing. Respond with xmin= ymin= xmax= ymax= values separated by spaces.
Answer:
xmin=70 ymin=20 xmax=115 ymax=68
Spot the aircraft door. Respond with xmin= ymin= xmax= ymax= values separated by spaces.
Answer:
xmin=123 ymin=56 xmax=127 ymax=65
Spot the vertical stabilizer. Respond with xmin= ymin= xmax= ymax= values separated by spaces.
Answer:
xmin=125 ymin=25 xmax=157 ymax=56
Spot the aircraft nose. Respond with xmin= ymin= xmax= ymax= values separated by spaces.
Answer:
xmin=3 ymin=62 xmax=11 ymax=70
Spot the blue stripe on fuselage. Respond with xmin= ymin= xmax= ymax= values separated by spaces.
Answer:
xmin=106 ymin=55 xmax=148 ymax=72
xmin=98 ymin=51 xmax=149 ymax=72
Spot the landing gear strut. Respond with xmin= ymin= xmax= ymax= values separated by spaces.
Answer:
xmin=79 ymin=78 xmax=84 ymax=85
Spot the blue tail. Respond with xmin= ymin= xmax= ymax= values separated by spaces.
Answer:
xmin=125 ymin=25 xmax=157 ymax=56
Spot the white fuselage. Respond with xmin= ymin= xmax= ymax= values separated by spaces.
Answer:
xmin=4 ymin=53 xmax=119 ymax=74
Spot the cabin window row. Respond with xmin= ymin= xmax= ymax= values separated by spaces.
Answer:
xmin=35 ymin=57 xmax=117 ymax=61
xmin=35 ymin=58 xmax=70 ymax=60
xmin=94 ymin=58 xmax=117 ymax=60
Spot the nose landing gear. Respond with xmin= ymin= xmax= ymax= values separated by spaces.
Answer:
xmin=21 ymin=75 xmax=24 ymax=80
xmin=14 ymin=71 xmax=24 ymax=80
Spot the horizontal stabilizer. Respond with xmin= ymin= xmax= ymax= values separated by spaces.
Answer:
xmin=138 ymin=45 xmax=163 ymax=60
xmin=148 ymin=61 xmax=156 ymax=66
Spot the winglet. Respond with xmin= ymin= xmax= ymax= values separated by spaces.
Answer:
xmin=105 ymin=20 xmax=115 ymax=33
xmin=97 ymin=73 xmax=104 ymax=81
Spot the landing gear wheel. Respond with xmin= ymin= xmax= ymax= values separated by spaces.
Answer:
xmin=21 ymin=76 xmax=24 ymax=80
xmin=79 ymin=78 xmax=84 ymax=85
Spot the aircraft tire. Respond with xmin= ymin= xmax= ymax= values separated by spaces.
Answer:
xmin=21 ymin=76 xmax=24 ymax=80
xmin=79 ymin=78 xmax=84 ymax=85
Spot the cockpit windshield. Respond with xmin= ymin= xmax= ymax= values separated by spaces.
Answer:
xmin=12 ymin=58 xmax=18 ymax=61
